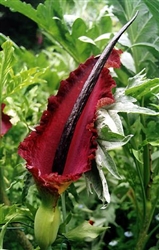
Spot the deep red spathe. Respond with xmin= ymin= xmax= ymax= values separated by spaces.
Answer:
xmin=18 ymin=49 xmax=121 ymax=195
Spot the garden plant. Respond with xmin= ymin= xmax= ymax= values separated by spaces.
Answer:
xmin=0 ymin=0 xmax=159 ymax=250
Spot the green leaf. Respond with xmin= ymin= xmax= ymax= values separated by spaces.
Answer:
xmin=0 ymin=204 xmax=34 ymax=225
xmin=132 ymin=149 xmax=143 ymax=164
xmin=0 ymin=221 xmax=10 ymax=249
xmin=63 ymin=221 xmax=107 ymax=241
xmin=100 ymin=127 xmax=125 ymax=142
xmin=97 ymin=14 xmax=112 ymax=34
xmin=0 ymin=0 xmax=113 ymax=63
xmin=107 ymin=0 xmax=127 ymax=24
xmin=125 ymin=72 xmax=159 ymax=100
xmin=78 ymin=36 xmax=96 ymax=45
xmin=85 ymin=161 xmax=110 ymax=205
xmin=98 ymin=134 xmax=132 ymax=152
xmin=8 ymin=68 xmax=46 ymax=96
xmin=96 ymin=144 xmax=121 ymax=179
xmin=94 ymin=33 xmax=111 ymax=42
xmin=22 ymin=172 xmax=34 ymax=204
xmin=96 ymin=104 xmax=133 ymax=152
xmin=120 ymin=51 xmax=136 ymax=73
xmin=148 ymin=247 xmax=158 ymax=250
xmin=97 ymin=109 xmax=124 ymax=136
xmin=108 ymin=0 xmax=159 ymax=75
xmin=131 ymin=42 xmax=159 ymax=59
xmin=0 ymin=40 xmax=47 ymax=101
xmin=145 ymin=121 xmax=159 ymax=146
xmin=144 ymin=0 xmax=159 ymax=29
xmin=86 ymin=97 xmax=132 ymax=205
xmin=71 ymin=18 xmax=87 ymax=39
xmin=0 ymin=41 xmax=15 ymax=102
xmin=2 ymin=67 xmax=46 ymax=101
xmin=0 ymin=0 xmax=79 ymax=62
xmin=96 ymin=162 xmax=111 ymax=204
xmin=109 ymin=88 xmax=159 ymax=115
xmin=59 ymin=213 xmax=72 ymax=234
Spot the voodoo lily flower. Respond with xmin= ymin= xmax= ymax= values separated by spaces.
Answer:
xmin=18 ymin=49 xmax=121 ymax=195
xmin=18 ymin=14 xmax=138 ymax=199
xmin=0 ymin=103 xmax=12 ymax=137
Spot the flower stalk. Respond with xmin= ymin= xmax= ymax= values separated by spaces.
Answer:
xmin=34 ymin=193 xmax=61 ymax=250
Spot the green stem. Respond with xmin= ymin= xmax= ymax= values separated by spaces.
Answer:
xmin=61 ymin=193 xmax=72 ymax=250
xmin=141 ymin=111 xmax=152 ymax=201
xmin=135 ymin=201 xmax=152 ymax=250
xmin=135 ymin=110 xmax=154 ymax=249
xmin=143 ymin=188 xmax=159 ymax=246
xmin=34 ymin=195 xmax=60 ymax=250
xmin=47 ymin=246 xmax=52 ymax=250
xmin=134 ymin=159 xmax=147 ymax=220
xmin=0 ymin=166 xmax=10 ymax=204
xmin=124 ymin=113 xmax=152 ymax=249
xmin=135 ymin=178 xmax=157 ymax=250
xmin=143 ymin=144 xmax=151 ymax=198
xmin=0 ymin=105 xmax=2 ymax=137
xmin=124 ymin=114 xmax=147 ymax=221
xmin=61 ymin=192 xmax=67 ymax=232
xmin=147 ymin=224 xmax=159 ymax=243
xmin=0 ymin=137 xmax=10 ymax=205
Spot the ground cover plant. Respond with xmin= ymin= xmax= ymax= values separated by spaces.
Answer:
xmin=0 ymin=0 xmax=159 ymax=249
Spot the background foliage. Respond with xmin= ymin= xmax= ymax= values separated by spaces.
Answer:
xmin=0 ymin=0 xmax=159 ymax=249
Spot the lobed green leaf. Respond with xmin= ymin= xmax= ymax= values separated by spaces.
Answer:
xmin=126 ymin=72 xmax=159 ymax=99
xmin=63 ymin=221 xmax=107 ymax=241
xmin=96 ymin=144 xmax=121 ymax=179
xmin=85 ymin=161 xmax=110 ymax=205
xmin=108 ymin=88 xmax=159 ymax=115
xmin=108 ymin=0 xmax=159 ymax=76
xmin=0 ymin=41 xmax=15 ymax=102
